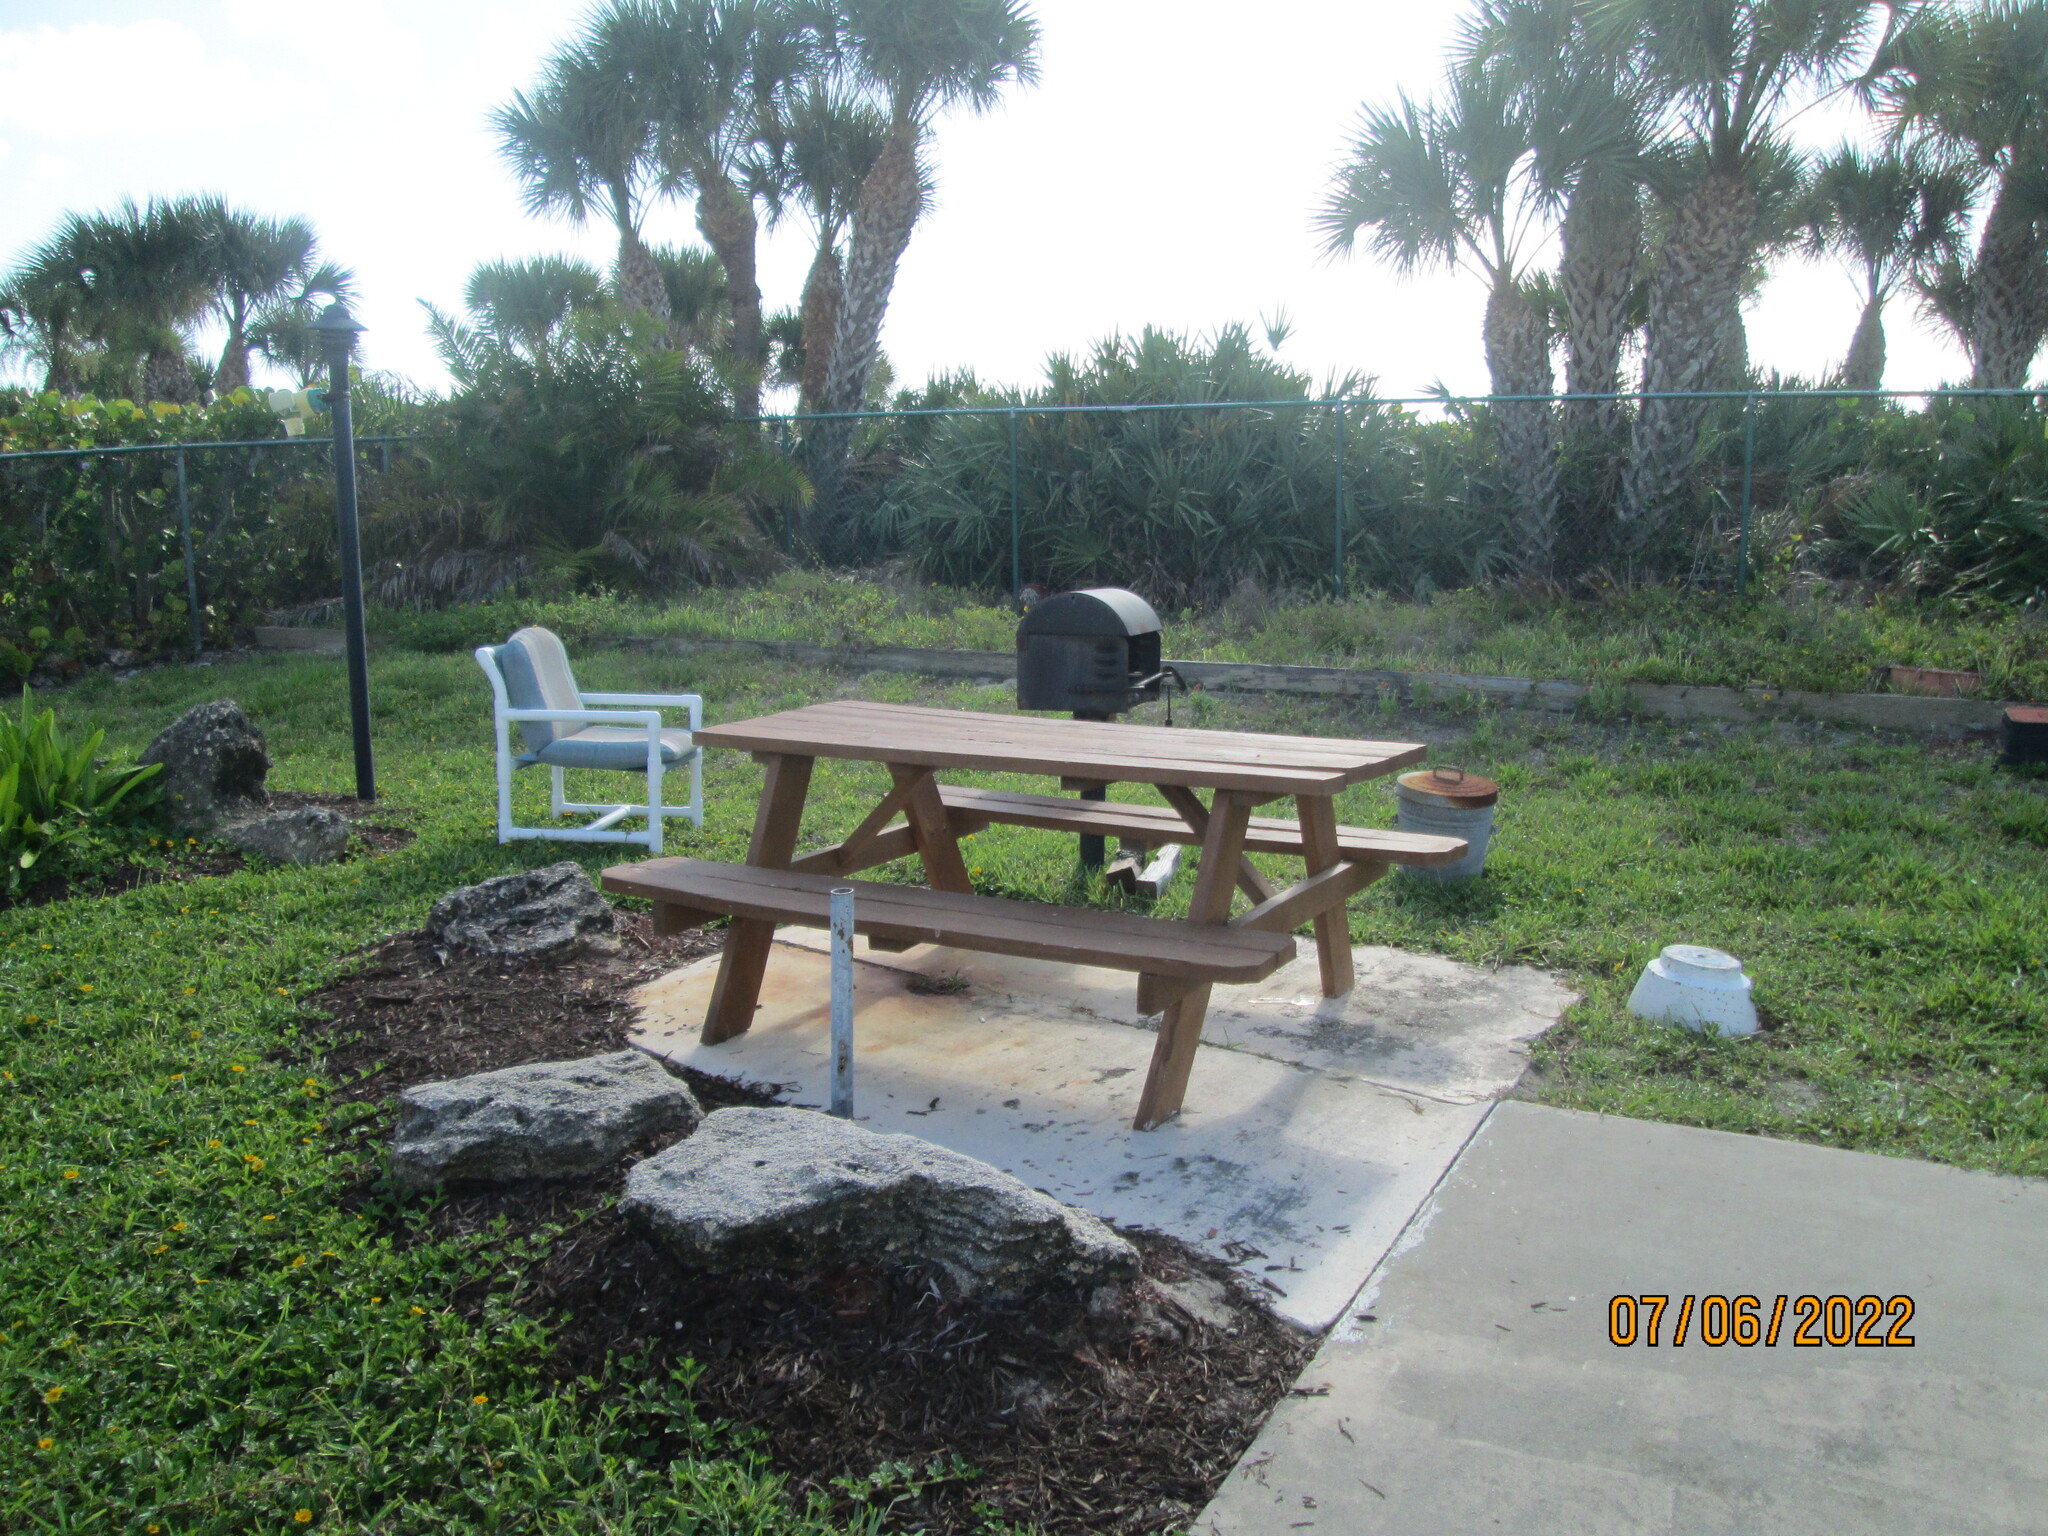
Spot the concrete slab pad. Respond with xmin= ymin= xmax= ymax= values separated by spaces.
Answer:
xmin=1198 ymin=1102 xmax=2048 ymax=1535
xmin=628 ymin=937 xmax=1567 ymax=1328
xmin=775 ymin=932 xmax=1575 ymax=1105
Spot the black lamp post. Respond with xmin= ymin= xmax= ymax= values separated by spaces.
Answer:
xmin=312 ymin=300 xmax=375 ymax=802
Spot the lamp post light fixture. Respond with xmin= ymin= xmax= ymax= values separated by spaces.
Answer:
xmin=312 ymin=299 xmax=376 ymax=802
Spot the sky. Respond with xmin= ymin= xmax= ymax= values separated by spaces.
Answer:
xmin=0 ymin=0 xmax=1975 ymax=404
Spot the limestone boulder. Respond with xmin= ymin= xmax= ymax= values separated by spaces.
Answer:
xmin=221 ymin=806 xmax=350 ymax=867
xmin=391 ymin=1051 xmax=701 ymax=1191
xmin=623 ymin=1106 xmax=1141 ymax=1299
xmin=427 ymin=861 xmax=619 ymax=960
xmin=138 ymin=699 xmax=269 ymax=833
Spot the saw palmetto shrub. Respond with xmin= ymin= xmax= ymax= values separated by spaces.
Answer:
xmin=856 ymin=325 xmax=1518 ymax=605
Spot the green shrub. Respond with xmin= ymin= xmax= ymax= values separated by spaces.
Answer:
xmin=0 ymin=691 xmax=160 ymax=892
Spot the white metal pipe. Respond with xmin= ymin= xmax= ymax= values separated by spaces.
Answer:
xmin=829 ymin=886 xmax=855 ymax=1118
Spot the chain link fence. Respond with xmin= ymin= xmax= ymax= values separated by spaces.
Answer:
xmin=767 ymin=387 xmax=2048 ymax=606
xmin=0 ymin=434 xmax=419 ymax=669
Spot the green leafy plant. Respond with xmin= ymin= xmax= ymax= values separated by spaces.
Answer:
xmin=0 ymin=690 xmax=160 ymax=892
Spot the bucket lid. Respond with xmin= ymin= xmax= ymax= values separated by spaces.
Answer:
xmin=1397 ymin=767 xmax=1499 ymax=807
xmin=1661 ymin=944 xmax=1744 ymax=978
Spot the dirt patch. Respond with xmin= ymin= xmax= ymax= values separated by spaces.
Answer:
xmin=305 ymin=916 xmax=736 ymax=1108
xmin=307 ymin=919 xmax=1314 ymax=1535
xmin=4 ymin=790 xmax=415 ymax=912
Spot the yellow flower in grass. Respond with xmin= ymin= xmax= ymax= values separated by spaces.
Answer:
xmin=276 ymin=989 xmax=289 ymax=997
xmin=207 ymin=1140 xmax=221 ymax=1149
xmin=36 ymin=1437 xmax=53 ymax=1450
xmin=295 ymin=1510 xmax=313 ymax=1524
xmin=62 ymin=1170 xmax=79 ymax=1180
xmin=231 ymin=1065 xmax=246 ymax=1073
xmin=244 ymin=1156 xmax=264 ymax=1170
xmin=472 ymin=1394 xmax=488 ymax=1405
xmin=172 ymin=1222 xmax=188 ymax=1232
xmin=290 ymin=1255 xmax=306 ymax=1268
xmin=42 ymin=1386 xmax=61 ymax=1403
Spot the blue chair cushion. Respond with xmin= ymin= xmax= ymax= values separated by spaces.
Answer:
xmin=535 ymin=727 xmax=698 ymax=771
xmin=496 ymin=627 xmax=583 ymax=755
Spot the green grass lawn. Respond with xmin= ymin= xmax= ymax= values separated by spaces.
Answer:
xmin=6 ymin=641 xmax=2044 ymax=1531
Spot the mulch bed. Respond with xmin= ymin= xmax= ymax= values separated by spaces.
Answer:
xmin=305 ymin=917 xmax=1316 ymax=1535
xmin=5 ymin=791 xmax=415 ymax=912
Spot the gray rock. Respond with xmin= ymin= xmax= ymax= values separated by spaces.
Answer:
xmin=623 ymin=1107 xmax=1142 ymax=1299
xmin=392 ymin=1051 xmax=701 ymax=1191
xmin=427 ymin=861 xmax=620 ymax=960
xmin=221 ymin=806 xmax=350 ymax=866
xmin=138 ymin=699 xmax=270 ymax=833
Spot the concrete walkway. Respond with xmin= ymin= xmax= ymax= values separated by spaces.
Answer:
xmin=632 ymin=936 xmax=1573 ymax=1329
xmin=1198 ymin=1103 xmax=2048 ymax=1535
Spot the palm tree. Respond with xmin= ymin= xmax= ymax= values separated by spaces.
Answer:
xmin=495 ymin=43 xmax=670 ymax=327
xmin=194 ymin=200 xmax=352 ymax=393
xmin=1589 ymin=0 xmax=1879 ymax=540
xmin=1802 ymin=144 xmax=1976 ymax=391
xmin=761 ymin=81 xmax=890 ymax=413
xmin=1323 ymin=69 xmax=1562 ymax=573
xmin=1870 ymin=1 xmax=2048 ymax=389
xmin=807 ymin=0 xmax=1040 ymax=505
xmin=464 ymin=255 xmax=607 ymax=367
xmin=0 ymin=256 xmax=93 ymax=395
xmin=590 ymin=0 xmax=810 ymax=420
xmin=1462 ymin=0 xmax=1647 ymax=443
xmin=26 ymin=199 xmax=215 ymax=402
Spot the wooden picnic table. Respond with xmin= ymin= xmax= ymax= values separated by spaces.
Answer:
xmin=603 ymin=700 xmax=1454 ymax=1129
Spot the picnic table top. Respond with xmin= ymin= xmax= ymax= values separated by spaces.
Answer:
xmin=692 ymin=700 xmax=1426 ymax=796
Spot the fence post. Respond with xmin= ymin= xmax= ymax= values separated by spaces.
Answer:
xmin=1737 ymin=391 xmax=1757 ymax=596
xmin=175 ymin=449 xmax=202 ymax=658
xmin=1333 ymin=400 xmax=1348 ymax=598
xmin=1008 ymin=408 xmax=1022 ymax=601
xmin=778 ymin=419 xmax=794 ymax=557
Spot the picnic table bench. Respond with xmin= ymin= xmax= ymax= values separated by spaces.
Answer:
xmin=602 ymin=701 xmax=1463 ymax=1129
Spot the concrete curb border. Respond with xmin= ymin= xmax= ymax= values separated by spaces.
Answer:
xmin=260 ymin=626 xmax=2012 ymax=735
xmin=611 ymin=637 xmax=2015 ymax=737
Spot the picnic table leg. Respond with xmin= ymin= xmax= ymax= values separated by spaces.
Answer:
xmin=1296 ymin=793 xmax=1356 ymax=997
xmin=1133 ymin=788 xmax=1253 ymax=1130
xmin=703 ymin=752 xmax=815 ymax=1044
xmin=1156 ymin=783 xmax=1276 ymax=904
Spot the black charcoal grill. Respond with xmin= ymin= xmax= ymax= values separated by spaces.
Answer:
xmin=1017 ymin=587 xmax=1168 ymax=870
xmin=1016 ymin=587 xmax=1163 ymax=717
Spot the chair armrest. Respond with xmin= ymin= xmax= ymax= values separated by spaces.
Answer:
xmin=501 ymin=707 xmax=662 ymax=728
xmin=578 ymin=692 xmax=702 ymax=728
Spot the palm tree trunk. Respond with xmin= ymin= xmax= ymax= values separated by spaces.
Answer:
xmin=1559 ymin=173 xmax=1639 ymax=441
xmin=798 ymin=232 xmax=843 ymax=417
xmin=142 ymin=345 xmax=195 ymax=404
xmin=1842 ymin=291 xmax=1886 ymax=394
xmin=1707 ymin=287 xmax=1750 ymax=391
xmin=1621 ymin=168 xmax=1755 ymax=542
xmin=695 ymin=171 xmax=764 ymax=421
xmin=809 ymin=122 xmax=923 ymax=511
xmin=613 ymin=223 xmax=672 ymax=329
xmin=1967 ymin=174 xmax=2048 ymax=390
xmin=214 ymin=303 xmax=250 ymax=395
xmin=1484 ymin=275 xmax=1560 ymax=576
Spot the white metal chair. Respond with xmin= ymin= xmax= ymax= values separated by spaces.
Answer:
xmin=476 ymin=626 xmax=703 ymax=854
